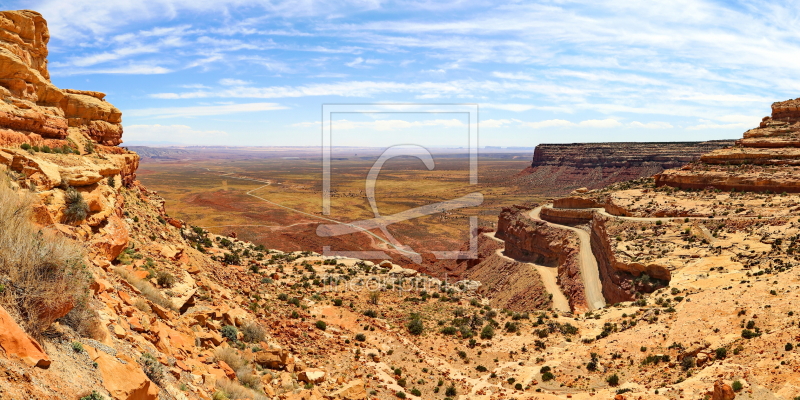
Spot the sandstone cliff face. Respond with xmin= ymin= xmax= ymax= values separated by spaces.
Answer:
xmin=0 ymin=10 xmax=123 ymax=146
xmin=657 ymin=98 xmax=800 ymax=192
xmin=518 ymin=141 xmax=735 ymax=195
xmin=496 ymin=205 xmax=588 ymax=312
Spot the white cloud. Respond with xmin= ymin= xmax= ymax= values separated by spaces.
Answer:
xmin=345 ymin=57 xmax=365 ymax=67
xmin=519 ymin=118 xmax=623 ymax=129
xmin=126 ymin=102 xmax=287 ymax=118
xmin=629 ymin=121 xmax=673 ymax=129
xmin=481 ymin=119 xmax=512 ymax=128
xmin=482 ymin=103 xmax=538 ymax=112
xmin=521 ymin=119 xmax=576 ymax=129
xmin=219 ymin=78 xmax=252 ymax=86
xmin=124 ymin=124 xmax=228 ymax=142
xmin=292 ymin=118 xmax=466 ymax=131
xmin=51 ymin=64 xmax=172 ymax=76
xmin=687 ymin=122 xmax=752 ymax=130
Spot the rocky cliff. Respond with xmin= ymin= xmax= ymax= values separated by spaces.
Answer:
xmin=0 ymin=10 xmax=123 ymax=147
xmin=657 ymin=98 xmax=800 ymax=192
xmin=518 ymin=141 xmax=734 ymax=195
xmin=495 ymin=205 xmax=588 ymax=312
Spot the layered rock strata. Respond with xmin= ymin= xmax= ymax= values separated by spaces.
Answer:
xmin=657 ymin=98 xmax=800 ymax=192
xmin=519 ymin=140 xmax=734 ymax=195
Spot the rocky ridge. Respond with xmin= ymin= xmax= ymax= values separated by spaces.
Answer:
xmin=657 ymin=98 xmax=800 ymax=192
xmin=518 ymin=141 xmax=734 ymax=195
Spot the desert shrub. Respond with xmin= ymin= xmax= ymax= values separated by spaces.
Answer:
xmin=681 ymin=356 xmax=695 ymax=370
xmin=155 ymin=271 xmax=175 ymax=288
xmin=241 ymin=322 xmax=266 ymax=343
xmin=440 ymin=326 xmax=457 ymax=335
xmin=63 ymin=186 xmax=89 ymax=224
xmin=216 ymin=379 xmax=269 ymax=400
xmin=407 ymin=317 xmax=424 ymax=335
xmin=72 ymin=341 xmax=84 ymax=352
xmin=60 ymin=291 xmax=104 ymax=339
xmin=0 ymin=179 xmax=90 ymax=335
xmin=79 ymin=391 xmax=105 ymax=400
xmin=364 ymin=309 xmax=378 ymax=318
xmin=215 ymin=347 xmax=247 ymax=371
xmin=480 ymin=324 xmax=494 ymax=339
xmin=20 ymin=143 xmax=31 ymax=150
xmin=315 ymin=320 xmax=327 ymax=330
xmin=606 ymin=373 xmax=620 ymax=386
xmin=140 ymin=353 xmax=164 ymax=386
xmin=732 ymin=380 xmax=743 ymax=392
xmin=410 ymin=388 xmax=421 ymax=396
xmin=107 ymin=175 xmax=115 ymax=187
xmin=445 ymin=385 xmax=457 ymax=396
xmin=221 ymin=325 xmax=239 ymax=342
xmin=542 ymin=371 xmax=555 ymax=381
xmin=715 ymin=347 xmax=727 ymax=359
xmin=355 ymin=333 xmax=366 ymax=342
xmin=333 ymin=298 xmax=343 ymax=306
xmin=112 ymin=267 xmax=175 ymax=311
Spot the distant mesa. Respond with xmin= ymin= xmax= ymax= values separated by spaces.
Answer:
xmin=518 ymin=140 xmax=735 ymax=196
xmin=656 ymin=97 xmax=800 ymax=192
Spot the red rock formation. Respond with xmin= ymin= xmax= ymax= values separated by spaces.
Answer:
xmin=496 ymin=205 xmax=588 ymax=312
xmin=0 ymin=10 xmax=123 ymax=145
xmin=657 ymin=97 xmax=800 ymax=193
xmin=519 ymin=141 xmax=735 ymax=195
xmin=0 ymin=305 xmax=50 ymax=368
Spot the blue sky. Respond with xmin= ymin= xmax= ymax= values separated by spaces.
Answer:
xmin=13 ymin=0 xmax=800 ymax=146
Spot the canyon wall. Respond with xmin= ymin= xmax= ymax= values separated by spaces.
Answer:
xmin=495 ymin=205 xmax=588 ymax=312
xmin=518 ymin=141 xmax=735 ymax=195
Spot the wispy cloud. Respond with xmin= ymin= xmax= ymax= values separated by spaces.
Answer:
xmin=124 ymin=124 xmax=228 ymax=143
xmin=126 ymin=102 xmax=288 ymax=118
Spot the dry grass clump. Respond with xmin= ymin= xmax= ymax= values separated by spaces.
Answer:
xmin=214 ymin=347 xmax=247 ymax=370
xmin=241 ymin=321 xmax=266 ymax=343
xmin=113 ymin=267 xmax=177 ymax=311
xmin=0 ymin=174 xmax=90 ymax=335
xmin=215 ymin=379 xmax=268 ymax=400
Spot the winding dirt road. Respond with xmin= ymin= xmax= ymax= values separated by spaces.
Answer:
xmin=531 ymin=206 xmax=607 ymax=311
xmin=483 ymin=233 xmax=571 ymax=313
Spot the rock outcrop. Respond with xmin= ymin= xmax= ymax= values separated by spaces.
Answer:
xmin=495 ymin=205 xmax=588 ymax=312
xmin=0 ymin=305 xmax=50 ymax=368
xmin=657 ymin=98 xmax=800 ymax=192
xmin=519 ymin=141 xmax=734 ymax=195
xmin=0 ymin=10 xmax=123 ymax=146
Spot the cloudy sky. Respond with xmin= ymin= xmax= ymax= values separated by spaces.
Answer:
xmin=13 ymin=0 xmax=800 ymax=146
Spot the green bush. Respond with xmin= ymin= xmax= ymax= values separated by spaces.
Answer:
xmin=80 ymin=391 xmax=105 ymax=400
xmin=410 ymin=388 xmax=421 ymax=396
xmin=333 ymin=299 xmax=343 ymax=306
xmin=407 ymin=318 xmax=424 ymax=335
xmin=20 ymin=143 xmax=31 ymax=151
xmin=315 ymin=320 xmax=327 ymax=330
xmin=732 ymin=380 xmax=743 ymax=392
xmin=63 ymin=186 xmax=89 ymax=224
xmin=445 ymin=385 xmax=457 ymax=396
xmin=480 ymin=324 xmax=494 ymax=339
xmin=715 ymin=347 xmax=727 ymax=359
xmin=72 ymin=341 xmax=84 ymax=352
xmin=606 ymin=373 xmax=619 ymax=386
xmin=221 ymin=325 xmax=238 ymax=342
xmin=355 ymin=333 xmax=366 ymax=342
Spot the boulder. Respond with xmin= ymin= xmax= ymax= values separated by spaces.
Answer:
xmin=712 ymin=380 xmax=735 ymax=400
xmin=86 ymin=347 xmax=159 ymax=400
xmin=0 ymin=305 xmax=51 ymax=368
xmin=299 ymin=368 xmax=327 ymax=384
xmin=328 ymin=379 xmax=367 ymax=399
xmin=254 ymin=348 xmax=291 ymax=370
